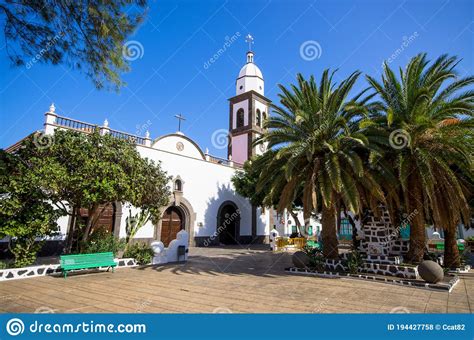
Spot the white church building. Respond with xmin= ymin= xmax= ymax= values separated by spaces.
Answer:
xmin=7 ymin=43 xmax=470 ymax=255
xmin=5 ymin=47 xmax=290 ymax=251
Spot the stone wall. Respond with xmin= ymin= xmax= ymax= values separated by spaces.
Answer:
xmin=324 ymin=259 xmax=418 ymax=279
xmin=390 ymin=239 xmax=410 ymax=255
xmin=359 ymin=208 xmax=410 ymax=257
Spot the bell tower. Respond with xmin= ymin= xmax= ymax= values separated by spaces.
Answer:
xmin=228 ymin=35 xmax=271 ymax=164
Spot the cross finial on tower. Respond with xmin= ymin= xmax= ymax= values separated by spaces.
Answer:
xmin=245 ymin=34 xmax=254 ymax=51
xmin=174 ymin=114 xmax=186 ymax=132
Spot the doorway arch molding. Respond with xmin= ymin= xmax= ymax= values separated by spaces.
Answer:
xmin=154 ymin=196 xmax=196 ymax=246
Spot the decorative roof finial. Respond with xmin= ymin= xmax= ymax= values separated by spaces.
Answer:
xmin=49 ymin=103 xmax=56 ymax=113
xmin=205 ymin=147 xmax=209 ymax=155
xmin=245 ymin=34 xmax=254 ymax=51
xmin=145 ymin=130 xmax=150 ymax=139
xmin=103 ymin=119 xmax=109 ymax=127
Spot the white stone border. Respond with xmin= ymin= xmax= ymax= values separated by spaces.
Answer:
xmin=0 ymin=258 xmax=137 ymax=282
xmin=286 ymin=267 xmax=460 ymax=293
xmin=448 ymin=264 xmax=471 ymax=274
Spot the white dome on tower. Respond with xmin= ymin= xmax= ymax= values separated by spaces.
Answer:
xmin=238 ymin=62 xmax=263 ymax=79
xmin=236 ymin=51 xmax=264 ymax=96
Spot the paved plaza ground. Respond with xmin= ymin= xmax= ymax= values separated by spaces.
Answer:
xmin=0 ymin=247 xmax=472 ymax=313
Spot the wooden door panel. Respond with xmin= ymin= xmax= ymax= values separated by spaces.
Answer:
xmin=161 ymin=207 xmax=183 ymax=246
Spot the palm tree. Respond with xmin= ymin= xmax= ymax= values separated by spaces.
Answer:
xmin=256 ymin=71 xmax=384 ymax=259
xmin=365 ymin=54 xmax=473 ymax=266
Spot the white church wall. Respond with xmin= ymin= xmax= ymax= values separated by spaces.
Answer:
xmin=56 ymin=211 xmax=70 ymax=240
xmin=136 ymin=143 xmax=252 ymax=240
xmin=256 ymin=208 xmax=270 ymax=236
xmin=152 ymin=134 xmax=204 ymax=160
xmin=117 ymin=205 xmax=155 ymax=239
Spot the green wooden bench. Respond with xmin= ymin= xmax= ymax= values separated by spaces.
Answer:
xmin=435 ymin=243 xmax=465 ymax=251
xmin=60 ymin=252 xmax=116 ymax=278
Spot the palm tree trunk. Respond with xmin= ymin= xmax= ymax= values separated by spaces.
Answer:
xmin=443 ymin=225 xmax=460 ymax=269
xmin=406 ymin=217 xmax=425 ymax=263
xmin=321 ymin=201 xmax=339 ymax=259
xmin=406 ymin=174 xmax=426 ymax=263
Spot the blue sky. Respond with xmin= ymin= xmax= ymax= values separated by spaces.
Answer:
xmin=1 ymin=0 xmax=473 ymax=157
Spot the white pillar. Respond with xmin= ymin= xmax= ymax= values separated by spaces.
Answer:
xmin=144 ymin=130 xmax=151 ymax=147
xmin=228 ymin=154 xmax=234 ymax=167
xmin=44 ymin=103 xmax=57 ymax=135
xmin=205 ymin=148 xmax=210 ymax=161
xmin=99 ymin=119 xmax=110 ymax=135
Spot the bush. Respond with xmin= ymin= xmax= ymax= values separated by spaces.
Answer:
xmin=0 ymin=261 xmax=7 ymax=269
xmin=347 ymin=250 xmax=363 ymax=274
xmin=123 ymin=242 xmax=153 ymax=265
xmin=9 ymin=239 xmax=44 ymax=268
xmin=80 ymin=230 xmax=125 ymax=256
xmin=302 ymin=245 xmax=325 ymax=271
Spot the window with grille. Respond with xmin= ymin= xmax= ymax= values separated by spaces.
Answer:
xmin=339 ymin=218 xmax=352 ymax=240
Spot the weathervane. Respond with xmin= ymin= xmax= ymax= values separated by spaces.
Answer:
xmin=245 ymin=34 xmax=254 ymax=51
xmin=174 ymin=114 xmax=186 ymax=132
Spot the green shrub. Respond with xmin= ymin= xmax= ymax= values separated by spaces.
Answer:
xmin=123 ymin=242 xmax=153 ymax=265
xmin=302 ymin=245 xmax=326 ymax=271
xmin=10 ymin=239 xmax=44 ymax=268
xmin=347 ymin=250 xmax=363 ymax=274
xmin=0 ymin=261 xmax=8 ymax=269
xmin=80 ymin=230 xmax=125 ymax=256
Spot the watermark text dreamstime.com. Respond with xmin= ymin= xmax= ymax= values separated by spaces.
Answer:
xmin=203 ymin=32 xmax=241 ymax=70
xmin=5 ymin=318 xmax=146 ymax=336
xmin=26 ymin=32 xmax=66 ymax=69
xmin=383 ymin=32 xmax=419 ymax=67
xmin=203 ymin=209 xmax=240 ymax=246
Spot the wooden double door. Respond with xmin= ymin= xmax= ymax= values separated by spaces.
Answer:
xmin=79 ymin=203 xmax=116 ymax=234
xmin=161 ymin=206 xmax=184 ymax=246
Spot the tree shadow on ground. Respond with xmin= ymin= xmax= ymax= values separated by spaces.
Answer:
xmin=145 ymin=248 xmax=295 ymax=278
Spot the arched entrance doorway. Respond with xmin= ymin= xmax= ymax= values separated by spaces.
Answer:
xmin=155 ymin=197 xmax=197 ymax=246
xmin=161 ymin=206 xmax=184 ymax=246
xmin=217 ymin=202 xmax=240 ymax=245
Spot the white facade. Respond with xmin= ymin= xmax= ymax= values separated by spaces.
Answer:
xmin=7 ymin=47 xmax=275 ymax=249
xmin=42 ymin=128 xmax=271 ymax=247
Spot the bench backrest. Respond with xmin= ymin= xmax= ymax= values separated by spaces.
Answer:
xmin=60 ymin=252 xmax=115 ymax=270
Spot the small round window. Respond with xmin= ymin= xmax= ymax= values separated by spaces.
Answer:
xmin=239 ymin=85 xmax=243 ymax=90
